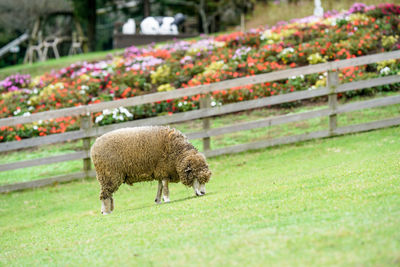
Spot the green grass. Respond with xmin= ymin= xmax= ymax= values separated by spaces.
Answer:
xmin=0 ymin=49 xmax=124 ymax=80
xmin=1 ymin=91 xmax=399 ymax=186
xmin=0 ymin=126 xmax=399 ymax=266
xmin=245 ymin=0 xmax=392 ymax=30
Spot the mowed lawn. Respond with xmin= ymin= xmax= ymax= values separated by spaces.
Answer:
xmin=0 ymin=127 xmax=399 ymax=266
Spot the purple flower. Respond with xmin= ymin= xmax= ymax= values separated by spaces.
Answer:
xmin=0 ymin=73 xmax=31 ymax=93
xmin=232 ymin=47 xmax=252 ymax=60
xmin=347 ymin=3 xmax=373 ymax=14
xmin=180 ymin=55 xmax=192 ymax=64
xmin=125 ymin=56 xmax=164 ymax=71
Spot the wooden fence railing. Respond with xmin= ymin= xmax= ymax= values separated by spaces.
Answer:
xmin=1 ymin=50 xmax=400 ymax=193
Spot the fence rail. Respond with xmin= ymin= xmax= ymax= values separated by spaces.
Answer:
xmin=1 ymin=51 xmax=400 ymax=193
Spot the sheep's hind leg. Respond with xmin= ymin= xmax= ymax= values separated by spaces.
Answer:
xmin=99 ymin=174 xmax=122 ymax=215
xmin=162 ymin=179 xmax=170 ymax=203
xmin=101 ymin=198 xmax=113 ymax=215
xmin=155 ymin=180 xmax=163 ymax=204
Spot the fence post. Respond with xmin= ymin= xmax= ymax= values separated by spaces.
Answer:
xmin=327 ymin=70 xmax=339 ymax=135
xmin=80 ymin=114 xmax=92 ymax=177
xmin=200 ymin=94 xmax=211 ymax=151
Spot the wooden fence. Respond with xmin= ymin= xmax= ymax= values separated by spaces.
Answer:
xmin=1 ymin=50 xmax=400 ymax=193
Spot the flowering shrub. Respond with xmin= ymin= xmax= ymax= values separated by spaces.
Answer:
xmin=1 ymin=3 xmax=400 ymax=142
xmin=0 ymin=74 xmax=31 ymax=93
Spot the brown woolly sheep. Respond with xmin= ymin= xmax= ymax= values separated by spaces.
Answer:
xmin=90 ymin=126 xmax=212 ymax=215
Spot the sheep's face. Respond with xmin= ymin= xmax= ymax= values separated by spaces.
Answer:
xmin=101 ymin=197 xmax=114 ymax=215
xmin=180 ymin=153 xmax=211 ymax=196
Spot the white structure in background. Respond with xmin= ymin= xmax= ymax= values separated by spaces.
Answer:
xmin=122 ymin=18 xmax=136 ymax=34
xmin=140 ymin=17 xmax=160 ymax=34
xmin=314 ymin=0 xmax=324 ymax=17
xmin=159 ymin=17 xmax=178 ymax=35
xmin=140 ymin=14 xmax=185 ymax=35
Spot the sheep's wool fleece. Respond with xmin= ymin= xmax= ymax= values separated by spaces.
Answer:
xmin=91 ymin=126 xmax=196 ymax=187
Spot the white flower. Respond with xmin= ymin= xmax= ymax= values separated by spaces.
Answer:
xmin=95 ymin=115 xmax=104 ymax=124
xmin=118 ymin=107 xmax=133 ymax=118
xmin=13 ymin=108 xmax=21 ymax=115
xmin=380 ymin=66 xmax=391 ymax=75
xmin=22 ymin=112 xmax=31 ymax=117
xmin=33 ymin=125 xmax=38 ymax=130
xmin=211 ymin=101 xmax=216 ymax=107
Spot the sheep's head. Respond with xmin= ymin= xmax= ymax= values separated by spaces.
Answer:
xmin=178 ymin=152 xmax=211 ymax=196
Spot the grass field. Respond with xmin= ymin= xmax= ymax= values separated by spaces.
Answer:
xmin=0 ymin=50 xmax=124 ymax=80
xmin=1 ymin=125 xmax=400 ymax=266
xmin=244 ymin=0 xmax=392 ymax=30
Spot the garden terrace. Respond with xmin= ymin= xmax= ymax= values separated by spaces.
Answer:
xmin=0 ymin=50 xmax=399 ymax=192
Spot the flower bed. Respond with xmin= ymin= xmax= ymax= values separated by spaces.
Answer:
xmin=1 ymin=3 xmax=400 ymax=142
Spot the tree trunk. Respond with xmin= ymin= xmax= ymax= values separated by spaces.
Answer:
xmin=143 ymin=0 xmax=150 ymax=17
xmin=240 ymin=12 xmax=245 ymax=32
xmin=87 ymin=0 xmax=96 ymax=52
xmin=199 ymin=0 xmax=208 ymax=34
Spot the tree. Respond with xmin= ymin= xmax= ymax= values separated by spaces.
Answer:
xmin=0 ymin=0 xmax=71 ymax=34
xmin=229 ymin=0 xmax=255 ymax=32
xmin=143 ymin=0 xmax=150 ymax=17
xmin=0 ymin=0 xmax=71 ymax=67
xmin=70 ymin=0 xmax=98 ymax=52
xmin=162 ymin=0 xmax=254 ymax=34
xmin=161 ymin=0 xmax=224 ymax=34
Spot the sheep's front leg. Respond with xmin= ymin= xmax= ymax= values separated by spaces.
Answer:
xmin=101 ymin=198 xmax=114 ymax=215
xmin=155 ymin=180 xmax=163 ymax=204
xmin=162 ymin=179 xmax=170 ymax=203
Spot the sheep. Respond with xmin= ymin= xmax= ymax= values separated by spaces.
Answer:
xmin=90 ymin=126 xmax=212 ymax=215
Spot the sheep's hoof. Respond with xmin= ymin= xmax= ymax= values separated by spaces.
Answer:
xmin=155 ymin=198 xmax=162 ymax=204
xmin=200 ymin=191 xmax=206 ymax=195
xmin=101 ymin=198 xmax=113 ymax=215
xmin=163 ymin=196 xmax=170 ymax=203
